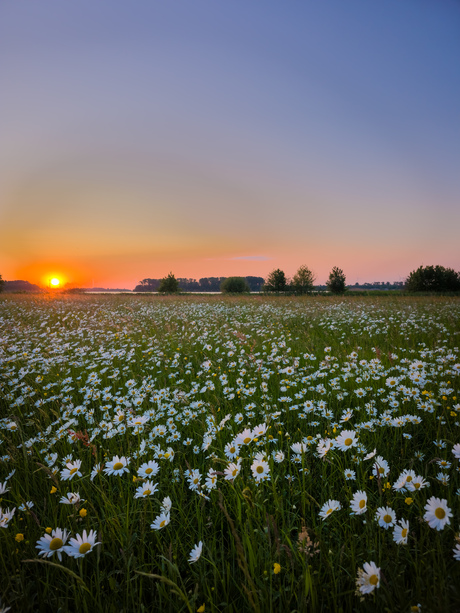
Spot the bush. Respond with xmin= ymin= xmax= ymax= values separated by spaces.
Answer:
xmin=264 ymin=269 xmax=288 ymax=293
xmin=291 ymin=265 xmax=315 ymax=294
xmin=220 ymin=277 xmax=250 ymax=293
xmin=158 ymin=272 xmax=179 ymax=294
xmin=326 ymin=267 xmax=346 ymax=295
xmin=0 ymin=275 xmax=4 ymax=293
xmin=406 ymin=265 xmax=460 ymax=293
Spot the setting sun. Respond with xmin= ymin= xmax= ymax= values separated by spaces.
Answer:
xmin=50 ymin=278 xmax=60 ymax=287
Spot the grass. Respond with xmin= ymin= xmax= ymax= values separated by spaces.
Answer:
xmin=0 ymin=294 xmax=459 ymax=612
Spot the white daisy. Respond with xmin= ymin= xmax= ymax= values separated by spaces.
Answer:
xmin=356 ymin=561 xmax=380 ymax=594
xmin=350 ymin=491 xmax=367 ymax=515
xmin=104 ymin=455 xmax=130 ymax=476
xmin=65 ymin=529 xmax=100 ymax=558
xmin=60 ymin=492 xmax=84 ymax=505
xmin=188 ymin=541 xmax=203 ymax=564
xmin=36 ymin=528 xmax=70 ymax=561
xmin=250 ymin=459 xmax=270 ymax=483
xmin=375 ymin=506 xmax=396 ymax=529
xmin=134 ymin=480 xmax=158 ymax=499
xmin=137 ymin=460 xmax=160 ymax=479
xmin=224 ymin=461 xmax=242 ymax=481
xmin=335 ymin=430 xmax=358 ymax=452
xmin=319 ymin=499 xmax=341 ymax=521
xmin=60 ymin=460 xmax=82 ymax=481
xmin=424 ymin=497 xmax=452 ymax=531
xmin=151 ymin=512 xmax=170 ymax=531
xmin=393 ymin=519 xmax=409 ymax=545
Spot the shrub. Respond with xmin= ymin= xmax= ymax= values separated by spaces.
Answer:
xmin=406 ymin=265 xmax=460 ymax=293
xmin=326 ymin=267 xmax=346 ymax=295
xmin=158 ymin=272 xmax=179 ymax=294
xmin=220 ymin=277 xmax=250 ymax=293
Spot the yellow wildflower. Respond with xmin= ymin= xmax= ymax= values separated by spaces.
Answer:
xmin=273 ymin=563 xmax=281 ymax=575
xmin=15 ymin=533 xmax=24 ymax=542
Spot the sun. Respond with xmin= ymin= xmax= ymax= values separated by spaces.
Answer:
xmin=50 ymin=278 xmax=60 ymax=287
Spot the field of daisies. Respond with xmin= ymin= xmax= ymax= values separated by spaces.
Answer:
xmin=1 ymin=294 xmax=460 ymax=612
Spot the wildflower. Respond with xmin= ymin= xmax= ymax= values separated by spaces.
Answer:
xmin=0 ymin=482 xmax=10 ymax=495
xmin=187 ymin=469 xmax=202 ymax=491
xmin=60 ymin=460 xmax=83 ymax=481
xmin=273 ymin=562 xmax=281 ymax=574
xmin=36 ymin=528 xmax=69 ymax=561
xmin=61 ymin=489 xmax=85 ymax=505
xmin=161 ymin=496 xmax=172 ymax=513
xmin=373 ymin=456 xmax=390 ymax=478
xmin=224 ymin=461 xmax=241 ymax=481
xmin=235 ymin=428 xmax=253 ymax=446
xmin=406 ymin=476 xmax=429 ymax=492
xmin=15 ymin=533 xmax=24 ymax=542
xmin=90 ymin=463 xmax=103 ymax=481
xmin=356 ymin=561 xmax=380 ymax=594
xmin=188 ymin=541 xmax=203 ymax=564
xmin=151 ymin=512 xmax=170 ymax=530
xmin=251 ymin=459 xmax=270 ymax=483
xmin=79 ymin=508 xmax=87 ymax=518
xmin=224 ymin=442 xmax=240 ymax=460
xmin=452 ymin=443 xmax=460 ymax=460
xmin=197 ymin=605 xmax=205 ymax=613
xmin=0 ymin=507 xmax=16 ymax=528
xmin=335 ymin=430 xmax=358 ymax=452
xmin=424 ymin=497 xmax=452 ymax=531
xmin=137 ymin=460 xmax=159 ymax=478
xmin=350 ymin=491 xmax=367 ymax=515
xmin=405 ymin=497 xmax=414 ymax=505
xmin=104 ymin=455 xmax=130 ymax=476
xmin=65 ymin=529 xmax=100 ymax=558
xmin=344 ymin=469 xmax=356 ymax=480
xmin=393 ymin=519 xmax=409 ymax=545
xmin=50 ymin=486 xmax=57 ymax=494
xmin=45 ymin=527 xmax=52 ymax=534
xmin=453 ymin=543 xmax=460 ymax=561
xmin=134 ymin=480 xmax=158 ymax=499
xmin=319 ymin=499 xmax=341 ymax=521
xmin=375 ymin=506 xmax=396 ymax=529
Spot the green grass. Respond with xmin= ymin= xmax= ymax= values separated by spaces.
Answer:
xmin=0 ymin=294 xmax=459 ymax=612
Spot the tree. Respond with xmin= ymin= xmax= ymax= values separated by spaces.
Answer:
xmin=220 ymin=277 xmax=250 ymax=294
xmin=291 ymin=265 xmax=315 ymax=295
xmin=158 ymin=272 xmax=179 ymax=294
xmin=406 ymin=265 xmax=460 ymax=293
xmin=326 ymin=267 xmax=346 ymax=295
xmin=264 ymin=269 xmax=288 ymax=293
xmin=0 ymin=275 xmax=4 ymax=293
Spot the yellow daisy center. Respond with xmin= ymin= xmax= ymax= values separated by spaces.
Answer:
xmin=383 ymin=514 xmax=392 ymax=523
xmin=378 ymin=467 xmax=384 ymax=474
xmin=160 ymin=520 xmax=166 ymax=528
xmin=401 ymin=528 xmax=408 ymax=538
xmin=49 ymin=537 xmax=63 ymax=550
xmin=369 ymin=574 xmax=378 ymax=586
xmin=145 ymin=468 xmax=153 ymax=474
xmin=79 ymin=543 xmax=91 ymax=554
xmin=359 ymin=500 xmax=366 ymax=509
xmin=113 ymin=462 xmax=124 ymax=470
xmin=256 ymin=466 xmax=264 ymax=474
xmin=326 ymin=509 xmax=333 ymax=515
xmin=435 ymin=508 xmax=446 ymax=519
xmin=232 ymin=469 xmax=238 ymax=476
xmin=414 ymin=482 xmax=421 ymax=489
xmin=243 ymin=437 xmax=251 ymax=444
xmin=406 ymin=476 xmax=413 ymax=482
xmin=70 ymin=468 xmax=78 ymax=475
xmin=344 ymin=438 xmax=352 ymax=446
xmin=143 ymin=489 xmax=151 ymax=496
xmin=230 ymin=447 xmax=236 ymax=453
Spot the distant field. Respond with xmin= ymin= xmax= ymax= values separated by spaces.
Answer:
xmin=1 ymin=294 xmax=459 ymax=612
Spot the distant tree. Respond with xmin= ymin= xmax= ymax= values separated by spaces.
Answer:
xmin=245 ymin=276 xmax=265 ymax=292
xmin=406 ymin=265 xmax=460 ymax=293
xmin=221 ymin=277 xmax=250 ymax=294
xmin=158 ymin=272 xmax=180 ymax=294
xmin=291 ymin=265 xmax=315 ymax=295
xmin=326 ymin=267 xmax=346 ymax=295
xmin=0 ymin=275 xmax=5 ymax=293
xmin=264 ymin=269 xmax=288 ymax=293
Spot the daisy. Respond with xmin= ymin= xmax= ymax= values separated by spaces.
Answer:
xmin=104 ymin=455 xmax=130 ymax=476
xmin=90 ymin=463 xmax=103 ymax=481
xmin=453 ymin=543 xmax=460 ymax=561
xmin=424 ymin=497 xmax=452 ymax=531
xmin=375 ymin=506 xmax=396 ymax=529
xmin=137 ymin=460 xmax=159 ymax=479
xmin=373 ymin=456 xmax=390 ymax=478
xmin=224 ymin=461 xmax=242 ymax=481
xmin=161 ymin=496 xmax=172 ymax=513
xmin=344 ymin=469 xmax=356 ymax=481
xmin=235 ymin=428 xmax=253 ymax=446
xmin=0 ymin=482 xmax=10 ymax=495
xmin=335 ymin=430 xmax=358 ymax=452
xmin=60 ymin=492 xmax=84 ymax=505
xmin=350 ymin=491 xmax=367 ymax=515
xmin=393 ymin=519 xmax=409 ymax=545
xmin=0 ymin=507 xmax=15 ymax=529
xmin=60 ymin=460 xmax=82 ymax=481
xmin=134 ymin=480 xmax=158 ymax=499
xmin=65 ymin=529 xmax=100 ymax=558
xmin=406 ymin=475 xmax=429 ymax=492
xmin=356 ymin=561 xmax=380 ymax=594
xmin=151 ymin=511 xmax=170 ymax=531
xmin=251 ymin=459 xmax=270 ymax=483
xmin=36 ymin=528 xmax=69 ymax=561
xmin=188 ymin=541 xmax=203 ymax=564
xmin=453 ymin=443 xmax=460 ymax=460
xmin=319 ymin=499 xmax=341 ymax=521
xmin=224 ymin=442 xmax=240 ymax=460
xmin=363 ymin=449 xmax=377 ymax=461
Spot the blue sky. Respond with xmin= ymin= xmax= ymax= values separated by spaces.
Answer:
xmin=1 ymin=0 xmax=459 ymax=287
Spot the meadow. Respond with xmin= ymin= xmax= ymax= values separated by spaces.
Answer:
xmin=0 ymin=294 xmax=459 ymax=612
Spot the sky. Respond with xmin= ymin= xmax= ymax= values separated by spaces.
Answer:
xmin=1 ymin=0 xmax=459 ymax=289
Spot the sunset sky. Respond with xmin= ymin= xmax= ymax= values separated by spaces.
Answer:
xmin=1 ymin=1 xmax=459 ymax=289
